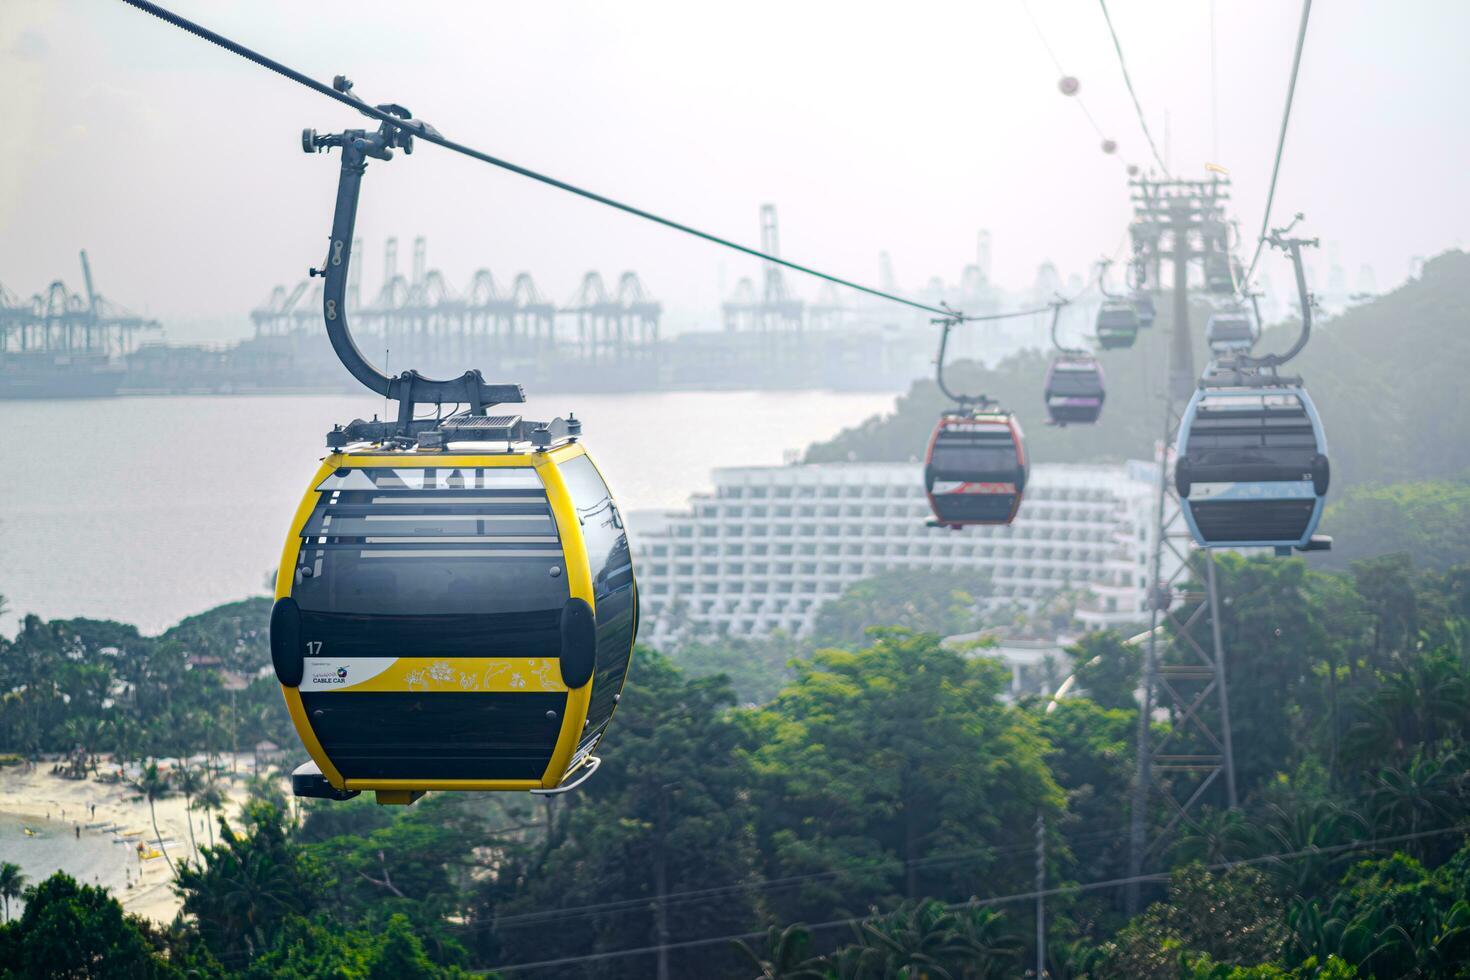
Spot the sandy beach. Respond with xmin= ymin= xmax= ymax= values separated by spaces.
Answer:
xmin=0 ymin=757 xmax=266 ymax=923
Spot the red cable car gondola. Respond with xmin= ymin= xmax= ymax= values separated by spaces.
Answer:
xmin=921 ymin=308 xmax=1046 ymax=529
xmin=924 ymin=410 xmax=1028 ymax=528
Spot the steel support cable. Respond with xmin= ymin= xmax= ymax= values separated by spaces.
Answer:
xmin=1239 ymin=0 xmax=1313 ymax=293
xmin=1016 ymin=0 xmax=1140 ymax=178
xmin=116 ymin=0 xmax=1050 ymax=323
xmin=1096 ymin=0 xmax=1171 ymax=176
xmin=1017 ymin=0 xmax=1107 ymax=142
xmin=491 ymin=821 xmax=1470 ymax=973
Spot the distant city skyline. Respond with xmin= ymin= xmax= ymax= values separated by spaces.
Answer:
xmin=3 ymin=1 xmax=1466 ymax=340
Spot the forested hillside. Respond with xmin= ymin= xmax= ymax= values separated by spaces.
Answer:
xmin=6 ymin=549 xmax=1470 ymax=976
xmin=1318 ymin=474 xmax=1470 ymax=573
xmin=806 ymin=250 xmax=1470 ymax=501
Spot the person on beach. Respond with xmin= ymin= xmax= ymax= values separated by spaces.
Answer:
xmin=75 ymin=825 xmax=80 ymax=839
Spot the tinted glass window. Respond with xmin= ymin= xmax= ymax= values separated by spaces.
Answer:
xmin=561 ymin=456 xmax=632 ymax=595
xmin=291 ymin=466 xmax=568 ymax=658
xmin=559 ymin=454 xmax=637 ymax=748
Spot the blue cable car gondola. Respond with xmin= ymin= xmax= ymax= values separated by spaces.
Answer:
xmin=1174 ymin=384 xmax=1329 ymax=552
xmin=1177 ymin=224 xmax=1334 ymax=555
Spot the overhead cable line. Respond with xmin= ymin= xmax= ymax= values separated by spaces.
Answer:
xmin=1096 ymin=0 xmax=1171 ymax=175
xmin=1239 ymin=0 xmax=1314 ymax=291
xmin=491 ymin=821 xmax=1470 ymax=973
xmin=1016 ymin=0 xmax=1109 ymax=144
xmin=117 ymin=0 xmax=1050 ymax=324
xmin=484 ymin=820 xmax=1139 ymax=933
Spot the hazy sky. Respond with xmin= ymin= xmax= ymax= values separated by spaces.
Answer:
xmin=3 ymin=1 xmax=1467 ymax=338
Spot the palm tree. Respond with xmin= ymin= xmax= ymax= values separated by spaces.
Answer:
xmin=1256 ymin=800 xmax=1369 ymax=896
xmin=194 ymin=779 xmax=228 ymax=849
xmin=950 ymin=904 xmax=1021 ymax=979
xmin=1370 ymin=750 xmax=1465 ymax=859
xmin=736 ymin=924 xmax=831 ymax=980
xmin=856 ymin=900 xmax=977 ymax=980
xmin=0 ymin=862 xmax=26 ymax=923
xmin=175 ymin=764 xmax=205 ymax=861
xmin=1172 ymin=806 xmax=1256 ymax=866
xmin=130 ymin=761 xmax=177 ymax=876
xmin=1344 ymin=654 xmax=1469 ymax=768
xmin=60 ymin=717 xmax=106 ymax=775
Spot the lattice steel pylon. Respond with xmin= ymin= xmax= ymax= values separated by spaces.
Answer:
xmin=1125 ymin=177 xmax=1239 ymax=914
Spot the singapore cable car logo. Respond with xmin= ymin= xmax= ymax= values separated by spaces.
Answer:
xmin=310 ymin=665 xmax=349 ymax=686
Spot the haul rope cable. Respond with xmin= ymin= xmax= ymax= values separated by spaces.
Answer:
xmin=120 ymin=0 xmax=1062 ymax=325
xmin=1238 ymin=0 xmax=1313 ymax=294
xmin=491 ymin=821 xmax=1470 ymax=973
xmin=1096 ymin=0 xmax=1171 ymax=176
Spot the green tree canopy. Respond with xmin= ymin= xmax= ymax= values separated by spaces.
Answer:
xmin=810 ymin=568 xmax=991 ymax=649
xmin=746 ymin=629 xmax=1064 ymax=925
xmin=0 ymin=872 xmax=178 ymax=979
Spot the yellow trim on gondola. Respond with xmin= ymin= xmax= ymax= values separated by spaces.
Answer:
xmin=578 ymin=448 xmax=638 ymax=740
xmin=277 ymin=455 xmax=346 ymax=789
xmin=305 ymin=657 xmax=568 ymax=694
xmin=352 ymin=778 xmax=542 ymax=792
xmin=537 ymin=444 xmax=595 ymax=789
xmin=276 ymin=447 xmax=606 ymax=797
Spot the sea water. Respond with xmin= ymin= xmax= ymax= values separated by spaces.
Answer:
xmin=0 ymin=390 xmax=894 ymax=633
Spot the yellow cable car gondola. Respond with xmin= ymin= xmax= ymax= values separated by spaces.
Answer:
xmin=273 ymin=433 xmax=636 ymax=804
xmin=273 ymin=96 xmax=636 ymax=804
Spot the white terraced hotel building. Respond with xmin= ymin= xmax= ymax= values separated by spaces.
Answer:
xmin=628 ymin=459 xmax=1173 ymax=646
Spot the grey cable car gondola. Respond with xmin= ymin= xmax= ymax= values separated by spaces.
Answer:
xmin=1206 ymin=309 xmax=1258 ymax=353
xmin=1043 ymin=354 xmax=1105 ymax=425
xmin=1204 ymin=253 xmax=1235 ymax=294
xmin=1095 ymin=300 xmax=1140 ymax=349
xmin=1130 ymin=292 xmax=1157 ymax=328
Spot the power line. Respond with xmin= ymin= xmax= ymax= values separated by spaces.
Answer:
xmin=484 ymin=820 xmax=1138 ymax=933
xmin=490 ymin=821 xmax=1470 ymax=974
xmin=1239 ymin=0 xmax=1314 ymax=290
xmin=1096 ymin=0 xmax=1171 ymax=176
xmin=119 ymin=0 xmax=1031 ymax=322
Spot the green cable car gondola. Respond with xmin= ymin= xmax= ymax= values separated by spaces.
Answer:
xmin=272 ymin=96 xmax=635 ymax=804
